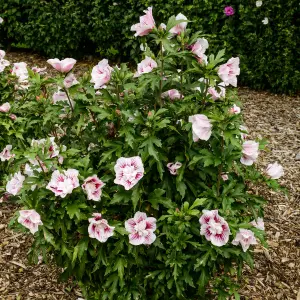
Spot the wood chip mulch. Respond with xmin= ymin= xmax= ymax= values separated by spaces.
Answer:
xmin=0 ymin=52 xmax=300 ymax=299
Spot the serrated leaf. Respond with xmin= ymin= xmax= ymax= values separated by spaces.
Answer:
xmin=176 ymin=181 xmax=186 ymax=199
xmin=190 ymin=198 xmax=207 ymax=209
xmin=43 ymin=228 xmax=56 ymax=248
xmin=66 ymin=202 xmax=87 ymax=220
xmin=113 ymin=257 xmax=127 ymax=280
xmin=73 ymin=238 xmax=89 ymax=262
xmin=131 ymin=187 xmax=141 ymax=210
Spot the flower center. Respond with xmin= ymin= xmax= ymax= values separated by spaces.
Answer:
xmin=122 ymin=166 xmax=137 ymax=181
xmin=208 ymin=219 xmax=223 ymax=235
xmin=134 ymin=220 xmax=147 ymax=236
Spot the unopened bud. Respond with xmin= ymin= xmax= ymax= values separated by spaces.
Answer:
xmin=9 ymin=114 xmax=17 ymax=120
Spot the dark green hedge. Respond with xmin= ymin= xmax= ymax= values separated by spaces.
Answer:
xmin=0 ymin=0 xmax=299 ymax=94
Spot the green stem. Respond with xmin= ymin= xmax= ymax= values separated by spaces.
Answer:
xmin=116 ymin=83 xmax=121 ymax=103
xmin=36 ymin=155 xmax=46 ymax=175
xmin=158 ymin=41 xmax=164 ymax=108
xmin=217 ymin=136 xmax=224 ymax=197
xmin=180 ymin=40 xmax=185 ymax=100
xmin=63 ymin=87 xmax=74 ymax=112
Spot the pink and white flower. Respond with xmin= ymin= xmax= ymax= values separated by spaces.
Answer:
xmin=0 ymin=50 xmax=5 ymax=59
xmin=232 ymin=228 xmax=257 ymax=252
xmin=46 ymin=169 xmax=79 ymax=198
xmin=114 ymin=156 xmax=144 ymax=190
xmin=229 ymin=104 xmax=241 ymax=114
xmin=131 ymin=7 xmax=155 ymax=37
xmin=161 ymin=89 xmax=182 ymax=100
xmin=24 ymin=163 xmax=36 ymax=177
xmin=0 ymin=145 xmax=15 ymax=161
xmin=167 ymin=162 xmax=182 ymax=175
xmin=125 ymin=212 xmax=156 ymax=245
xmin=250 ymin=217 xmax=265 ymax=231
xmin=221 ymin=173 xmax=229 ymax=181
xmin=82 ymin=175 xmax=105 ymax=201
xmin=159 ymin=23 xmax=166 ymax=30
xmin=191 ymin=38 xmax=209 ymax=63
xmin=0 ymin=58 xmax=10 ymax=72
xmin=0 ymin=102 xmax=11 ymax=113
xmin=134 ymin=56 xmax=157 ymax=77
xmin=199 ymin=210 xmax=231 ymax=247
xmin=207 ymin=84 xmax=226 ymax=100
xmin=239 ymin=125 xmax=248 ymax=140
xmin=6 ymin=171 xmax=25 ymax=195
xmin=64 ymin=73 xmax=79 ymax=88
xmin=9 ymin=114 xmax=17 ymax=120
xmin=52 ymin=90 xmax=68 ymax=104
xmin=0 ymin=17 xmax=3 ymax=24
xmin=240 ymin=141 xmax=259 ymax=166
xmin=47 ymin=58 xmax=76 ymax=73
xmin=0 ymin=50 xmax=10 ymax=72
xmin=265 ymin=162 xmax=284 ymax=179
xmin=32 ymin=66 xmax=47 ymax=74
xmin=218 ymin=57 xmax=240 ymax=87
xmin=12 ymin=62 xmax=29 ymax=83
xmin=88 ymin=213 xmax=115 ymax=243
xmin=169 ymin=13 xmax=188 ymax=35
xmin=188 ymin=114 xmax=212 ymax=141
xmin=90 ymin=59 xmax=113 ymax=89
xmin=31 ymin=137 xmax=59 ymax=159
xmin=18 ymin=210 xmax=43 ymax=234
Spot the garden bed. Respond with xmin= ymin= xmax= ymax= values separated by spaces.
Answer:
xmin=0 ymin=52 xmax=299 ymax=300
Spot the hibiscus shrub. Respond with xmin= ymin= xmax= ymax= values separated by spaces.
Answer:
xmin=0 ymin=10 xmax=285 ymax=300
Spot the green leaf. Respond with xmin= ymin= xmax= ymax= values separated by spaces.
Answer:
xmin=194 ymin=250 xmax=211 ymax=268
xmin=110 ymin=190 xmax=131 ymax=205
xmin=73 ymin=238 xmax=89 ymax=262
xmin=66 ymin=202 xmax=87 ymax=220
xmin=113 ymin=257 xmax=127 ymax=280
xmin=166 ymin=15 xmax=189 ymax=32
xmin=139 ymin=136 xmax=161 ymax=161
xmin=131 ymin=187 xmax=141 ymax=210
xmin=43 ymin=228 xmax=57 ymax=249
xmin=176 ymin=181 xmax=186 ymax=199
xmin=148 ymin=188 xmax=175 ymax=210
xmin=190 ymin=198 xmax=207 ymax=209
xmin=197 ymin=268 xmax=209 ymax=295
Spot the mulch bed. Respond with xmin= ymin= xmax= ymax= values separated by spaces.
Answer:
xmin=0 ymin=51 xmax=299 ymax=300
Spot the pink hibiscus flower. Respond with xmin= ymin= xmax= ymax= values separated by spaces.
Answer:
xmin=218 ymin=57 xmax=240 ymax=87
xmin=18 ymin=210 xmax=43 ymax=234
xmin=90 ymin=59 xmax=113 ymax=89
xmin=88 ymin=213 xmax=115 ymax=243
xmin=114 ymin=156 xmax=144 ymax=190
xmin=240 ymin=141 xmax=259 ymax=166
xmin=167 ymin=162 xmax=182 ymax=175
xmin=199 ymin=210 xmax=231 ymax=247
xmin=47 ymin=58 xmax=76 ymax=73
xmin=46 ymin=169 xmax=79 ymax=198
xmin=82 ymin=175 xmax=105 ymax=201
xmin=0 ymin=145 xmax=15 ymax=161
xmin=232 ymin=228 xmax=257 ymax=252
xmin=188 ymin=114 xmax=212 ymax=141
xmin=131 ymin=7 xmax=155 ymax=37
xmin=125 ymin=212 xmax=156 ymax=245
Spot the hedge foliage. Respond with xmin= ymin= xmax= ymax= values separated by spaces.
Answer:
xmin=0 ymin=0 xmax=299 ymax=93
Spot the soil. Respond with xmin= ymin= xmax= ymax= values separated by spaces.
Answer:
xmin=0 ymin=51 xmax=299 ymax=300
